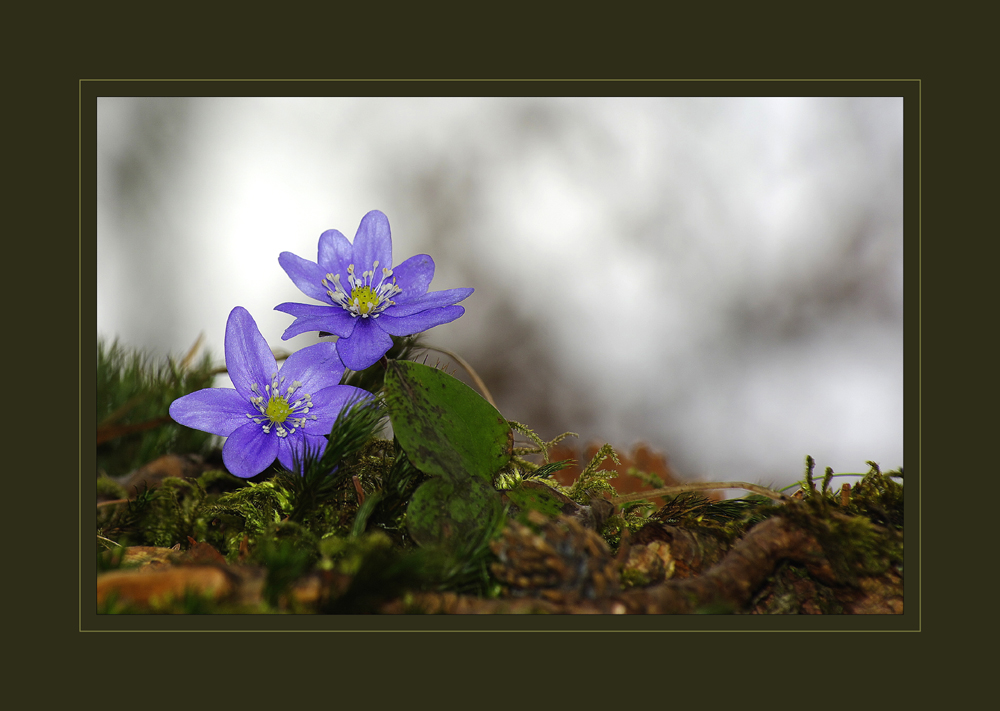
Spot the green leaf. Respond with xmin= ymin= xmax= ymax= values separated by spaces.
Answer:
xmin=503 ymin=480 xmax=572 ymax=519
xmin=384 ymin=360 xmax=513 ymax=482
xmin=405 ymin=476 xmax=503 ymax=549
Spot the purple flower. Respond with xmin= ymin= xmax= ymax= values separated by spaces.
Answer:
xmin=274 ymin=210 xmax=473 ymax=371
xmin=168 ymin=306 xmax=373 ymax=478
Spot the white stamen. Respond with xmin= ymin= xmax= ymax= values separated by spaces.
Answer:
xmin=245 ymin=374 xmax=317 ymax=439
xmin=323 ymin=258 xmax=401 ymax=319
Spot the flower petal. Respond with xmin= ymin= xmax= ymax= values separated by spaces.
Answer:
xmin=317 ymin=228 xmax=354 ymax=278
xmin=375 ymin=305 xmax=466 ymax=336
xmin=352 ymin=210 xmax=393 ymax=271
xmin=225 ymin=307 xmax=278 ymax=400
xmin=169 ymin=388 xmax=249 ymax=436
xmin=222 ymin=422 xmax=279 ymax=478
xmin=390 ymin=287 xmax=474 ymax=317
xmin=390 ymin=254 xmax=434 ymax=300
xmin=307 ymin=384 xmax=376 ymax=432
xmin=279 ymin=341 xmax=345 ymax=393
xmin=275 ymin=305 xmax=357 ymax=340
xmin=274 ymin=301 xmax=339 ymax=320
xmin=277 ymin=432 xmax=329 ymax=472
xmin=336 ymin=320 xmax=394 ymax=371
xmin=278 ymin=251 xmax=329 ymax=303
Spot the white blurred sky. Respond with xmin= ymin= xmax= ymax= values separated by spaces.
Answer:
xmin=97 ymin=96 xmax=904 ymax=493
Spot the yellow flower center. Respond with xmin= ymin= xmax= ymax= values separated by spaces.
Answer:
xmin=323 ymin=261 xmax=402 ymax=319
xmin=265 ymin=395 xmax=293 ymax=423
xmin=247 ymin=375 xmax=316 ymax=438
xmin=350 ymin=285 xmax=379 ymax=316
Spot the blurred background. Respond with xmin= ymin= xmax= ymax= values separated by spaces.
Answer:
xmin=97 ymin=96 xmax=904 ymax=494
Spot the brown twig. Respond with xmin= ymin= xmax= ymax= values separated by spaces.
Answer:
xmin=179 ymin=332 xmax=205 ymax=370
xmin=624 ymin=514 xmax=832 ymax=613
xmin=97 ymin=534 xmax=122 ymax=548
xmin=96 ymin=416 xmax=175 ymax=446
xmin=210 ymin=349 xmax=291 ymax=376
xmin=612 ymin=481 xmax=789 ymax=505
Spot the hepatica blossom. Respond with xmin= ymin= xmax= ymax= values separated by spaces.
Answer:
xmin=169 ymin=307 xmax=373 ymax=478
xmin=275 ymin=210 xmax=473 ymax=371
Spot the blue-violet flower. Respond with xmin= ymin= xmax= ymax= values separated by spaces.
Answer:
xmin=274 ymin=210 xmax=473 ymax=371
xmin=169 ymin=306 xmax=373 ymax=478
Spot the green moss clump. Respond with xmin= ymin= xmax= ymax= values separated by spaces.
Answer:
xmin=200 ymin=479 xmax=291 ymax=558
xmin=97 ymin=475 xmax=128 ymax=502
xmin=138 ymin=476 xmax=209 ymax=548
xmin=564 ymin=443 xmax=620 ymax=503
xmin=846 ymin=461 xmax=904 ymax=530
xmin=255 ymin=520 xmax=321 ymax=609
xmin=776 ymin=459 xmax=904 ymax=586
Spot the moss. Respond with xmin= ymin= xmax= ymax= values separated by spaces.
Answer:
xmin=620 ymin=568 xmax=651 ymax=588
xmin=564 ymin=443 xmax=620 ymax=503
xmin=846 ymin=462 xmax=904 ymax=530
xmin=139 ymin=477 xmax=204 ymax=548
xmin=750 ymin=563 xmax=844 ymax=614
xmin=200 ymin=479 xmax=291 ymax=557
xmin=97 ymin=475 xmax=128 ymax=502
xmin=778 ymin=482 xmax=903 ymax=586
xmin=319 ymin=530 xmax=395 ymax=575
xmin=197 ymin=468 xmax=247 ymax=495
xmin=96 ymin=546 xmax=124 ymax=573
xmin=96 ymin=339 xmax=903 ymax=614
xmin=255 ymin=520 xmax=321 ymax=609
xmin=637 ymin=493 xmax=773 ymax=554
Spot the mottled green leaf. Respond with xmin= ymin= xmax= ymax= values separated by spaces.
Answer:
xmin=503 ymin=480 xmax=571 ymax=519
xmin=405 ymin=476 xmax=502 ymax=549
xmin=384 ymin=360 xmax=513 ymax=481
